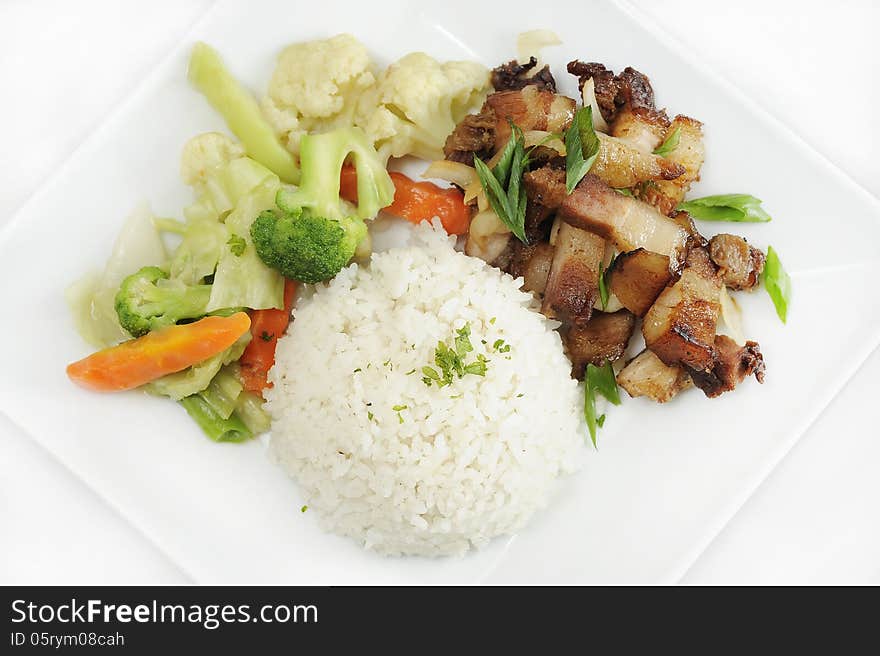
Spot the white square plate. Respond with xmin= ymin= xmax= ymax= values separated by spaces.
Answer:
xmin=2 ymin=0 xmax=879 ymax=583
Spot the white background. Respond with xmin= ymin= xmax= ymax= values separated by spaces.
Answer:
xmin=1 ymin=0 xmax=878 ymax=584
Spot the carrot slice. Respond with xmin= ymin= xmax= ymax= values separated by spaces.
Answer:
xmin=67 ymin=312 xmax=251 ymax=392
xmin=238 ymin=278 xmax=297 ymax=394
xmin=339 ymin=165 xmax=472 ymax=235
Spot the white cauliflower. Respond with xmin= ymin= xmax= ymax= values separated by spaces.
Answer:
xmin=355 ymin=52 xmax=490 ymax=162
xmin=261 ymin=34 xmax=376 ymax=153
xmin=180 ymin=132 xmax=244 ymax=186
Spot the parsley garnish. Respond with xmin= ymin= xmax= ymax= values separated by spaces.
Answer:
xmin=565 ymin=106 xmax=600 ymax=193
xmin=227 ymin=234 xmax=246 ymax=256
xmin=260 ymin=331 xmax=274 ymax=342
xmin=300 ymin=505 xmax=308 ymax=513
xmin=613 ymin=187 xmax=633 ymax=196
xmin=421 ymin=322 xmax=489 ymax=387
xmin=653 ymin=126 xmax=681 ymax=156
xmin=474 ymin=123 xmax=529 ymax=244
xmin=392 ymin=404 xmax=408 ymax=411
xmin=492 ymin=339 xmax=511 ymax=353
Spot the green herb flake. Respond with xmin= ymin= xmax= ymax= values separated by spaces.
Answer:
xmin=653 ymin=126 xmax=681 ymax=157
xmin=474 ymin=123 xmax=529 ymax=244
xmin=492 ymin=339 xmax=511 ymax=353
xmin=367 ymin=411 xmax=375 ymax=422
xmin=397 ymin=413 xmax=404 ymax=424
xmin=763 ymin=245 xmax=791 ymax=323
xmin=423 ymin=324 xmax=491 ymax=386
xmin=300 ymin=505 xmax=308 ymax=513
xmin=613 ymin=187 xmax=634 ymax=196
xmin=260 ymin=331 xmax=275 ymax=342
xmin=489 ymin=317 xmax=496 ymax=325
xmin=463 ymin=354 xmax=489 ymax=377
xmin=564 ymin=106 xmax=600 ymax=194
xmin=676 ymin=194 xmax=771 ymax=223
xmin=353 ymin=368 xmax=362 ymax=373
xmin=455 ymin=323 xmax=474 ymax=358
xmin=405 ymin=369 xmax=416 ymax=375
xmin=596 ymin=414 xmax=606 ymax=428
xmin=392 ymin=404 xmax=408 ymax=412
xmin=516 ymin=393 xmax=524 ymax=398
xmin=227 ymin=234 xmax=247 ymax=256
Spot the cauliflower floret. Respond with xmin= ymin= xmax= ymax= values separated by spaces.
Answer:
xmin=355 ymin=52 xmax=490 ymax=162
xmin=262 ymin=34 xmax=376 ymax=153
xmin=180 ymin=132 xmax=245 ymax=186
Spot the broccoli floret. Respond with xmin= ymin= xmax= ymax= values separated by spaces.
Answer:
xmin=115 ymin=266 xmax=212 ymax=337
xmin=251 ymin=209 xmax=366 ymax=284
xmin=251 ymin=127 xmax=394 ymax=283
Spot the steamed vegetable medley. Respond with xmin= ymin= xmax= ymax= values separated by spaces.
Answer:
xmin=66 ymin=37 xmax=490 ymax=441
xmin=67 ymin=32 xmax=791 ymax=448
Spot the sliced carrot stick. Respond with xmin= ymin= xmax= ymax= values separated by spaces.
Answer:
xmin=67 ymin=312 xmax=251 ymax=392
xmin=339 ymin=165 xmax=472 ymax=235
xmin=238 ymin=278 xmax=297 ymax=394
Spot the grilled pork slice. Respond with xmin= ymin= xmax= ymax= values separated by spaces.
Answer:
xmin=617 ymin=349 xmax=693 ymax=403
xmin=611 ymin=106 xmax=670 ymax=153
xmin=642 ymin=247 xmax=722 ymax=372
xmin=523 ymin=165 xmax=567 ymax=209
xmin=541 ymin=222 xmax=605 ymax=325
xmin=593 ymin=133 xmax=684 ymax=188
xmin=607 ymin=248 xmax=673 ymax=316
xmin=559 ymin=174 xmax=690 ymax=268
xmin=486 ymin=87 xmax=576 ymax=148
xmin=491 ymin=57 xmax=557 ymax=92
xmin=566 ymin=61 xmax=656 ymax=123
xmin=443 ymin=105 xmax=496 ymax=165
xmin=636 ymin=116 xmax=705 ymax=215
xmin=507 ymin=241 xmax=555 ymax=296
xmin=708 ymin=234 xmax=766 ymax=291
xmin=689 ymin=335 xmax=765 ymax=398
xmin=563 ymin=310 xmax=636 ymax=379
xmin=522 ymin=165 xmax=567 ymax=240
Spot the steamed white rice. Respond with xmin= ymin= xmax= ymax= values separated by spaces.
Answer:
xmin=265 ymin=222 xmax=585 ymax=556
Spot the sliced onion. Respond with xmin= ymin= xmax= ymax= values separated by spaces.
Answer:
xmin=516 ymin=30 xmax=562 ymax=64
xmin=422 ymin=160 xmax=479 ymax=190
xmin=468 ymin=208 xmax=510 ymax=244
xmin=718 ymin=286 xmax=746 ymax=345
xmin=582 ymin=78 xmax=610 ymax=133
xmin=523 ymin=130 xmax=566 ymax=155
xmin=549 ymin=216 xmax=562 ymax=246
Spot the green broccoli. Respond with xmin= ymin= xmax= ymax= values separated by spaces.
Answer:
xmin=250 ymin=127 xmax=394 ymax=284
xmin=115 ymin=266 xmax=212 ymax=337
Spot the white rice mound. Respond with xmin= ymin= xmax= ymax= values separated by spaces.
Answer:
xmin=265 ymin=222 xmax=585 ymax=556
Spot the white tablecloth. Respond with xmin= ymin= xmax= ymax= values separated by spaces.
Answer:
xmin=1 ymin=0 xmax=878 ymax=584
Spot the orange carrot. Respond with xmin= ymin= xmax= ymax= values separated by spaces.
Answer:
xmin=67 ymin=313 xmax=251 ymax=392
xmin=339 ymin=165 xmax=472 ymax=235
xmin=238 ymin=278 xmax=297 ymax=394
